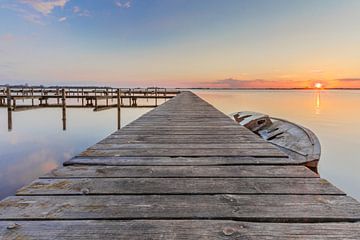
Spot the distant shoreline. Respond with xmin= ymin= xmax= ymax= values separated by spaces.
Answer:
xmin=183 ymin=87 xmax=360 ymax=90
xmin=1 ymin=85 xmax=359 ymax=90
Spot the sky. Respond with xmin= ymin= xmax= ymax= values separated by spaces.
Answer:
xmin=1 ymin=0 xmax=360 ymax=88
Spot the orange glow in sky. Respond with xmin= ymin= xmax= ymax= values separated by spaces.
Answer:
xmin=315 ymin=83 xmax=323 ymax=89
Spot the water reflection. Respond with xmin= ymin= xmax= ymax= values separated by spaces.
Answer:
xmin=7 ymin=107 xmax=12 ymax=131
xmin=0 ymin=149 xmax=60 ymax=197
xmin=195 ymin=90 xmax=360 ymax=201
xmin=315 ymin=91 xmax=321 ymax=115
xmin=5 ymin=104 xmax=121 ymax=132
xmin=0 ymin=107 xmax=151 ymax=199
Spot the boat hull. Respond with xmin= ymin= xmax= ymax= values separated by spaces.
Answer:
xmin=231 ymin=111 xmax=321 ymax=173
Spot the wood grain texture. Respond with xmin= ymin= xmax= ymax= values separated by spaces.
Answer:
xmin=89 ymin=143 xmax=279 ymax=150
xmin=42 ymin=165 xmax=319 ymax=178
xmin=79 ymin=148 xmax=288 ymax=157
xmin=111 ymin=130 xmax=255 ymax=136
xmin=100 ymin=135 xmax=265 ymax=144
xmin=16 ymin=178 xmax=343 ymax=195
xmin=1 ymin=220 xmax=360 ymax=240
xmin=64 ymin=156 xmax=311 ymax=166
xmin=1 ymin=195 xmax=359 ymax=221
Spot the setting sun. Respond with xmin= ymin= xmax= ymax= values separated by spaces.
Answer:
xmin=315 ymin=83 xmax=323 ymax=89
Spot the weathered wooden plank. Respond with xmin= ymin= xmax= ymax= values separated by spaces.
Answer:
xmin=112 ymin=130 xmax=255 ymax=136
xmin=100 ymin=135 xmax=265 ymax=144
xmin=127 ymin=120 xmax=236 ymax=125
xmin=43 ymin=165 xmax=318 ymax=178
xmin=64 ymin=156 xmax=299 ymax=166
xmin=1 ymin=220 xmax=360 ymax=240
xmin=1 ymin=195 xmax=359 ymax=221
xmin=130 ymin=117 xmax=234 ymax=121
xmin=118 ymin=124 xmax=249 ymax=129
xmin=17 ymin=178 xmax=343 ymax=195
xmin=105 ymin=134 xmax=263 ymax=141
xmin=79 ymin=148 xmax=288 ymax=157
xmin=89 ymin=143 xmax=279 ymax=150
xmin=141 ymin=113 xmax=227 ymax=117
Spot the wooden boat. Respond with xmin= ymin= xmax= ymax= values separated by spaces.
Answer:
xmin=231 ymin=111 xmax=321 ymax=172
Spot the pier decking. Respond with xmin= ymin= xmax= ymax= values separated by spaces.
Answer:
xmin=1 ymin=91 xmax=360 ymax=239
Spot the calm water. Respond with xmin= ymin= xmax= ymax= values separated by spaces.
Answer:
xmin=0 ymin=90 xmax=359 ymax=200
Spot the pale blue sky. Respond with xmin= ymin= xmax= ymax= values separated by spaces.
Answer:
xmin=1 ymin=0 xmax=360 ymax=88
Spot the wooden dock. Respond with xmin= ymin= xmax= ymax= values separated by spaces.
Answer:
xmin=0 ymin=86 xmax=179 ymax=109
xmin=1 ymin=91 xmax=360 ymax=239
xmin=0 ymin=86 xmax=179 ymax=131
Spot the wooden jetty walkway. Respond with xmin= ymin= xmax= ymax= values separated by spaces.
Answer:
xmin=1 ymin=91 xmax=360 ymax=239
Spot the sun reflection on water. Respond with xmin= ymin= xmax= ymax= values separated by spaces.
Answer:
xmin=315 ymin=91 xmax=321 ymax=115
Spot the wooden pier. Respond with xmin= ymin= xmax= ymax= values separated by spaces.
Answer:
xmin=0 ymin=86 xmax=179 ymax=131
xmin=0 ymin=86 xmax=179 ymax=108
xmin=0 ymin=91 xmax=359 ymax=239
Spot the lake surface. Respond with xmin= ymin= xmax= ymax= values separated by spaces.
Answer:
xmin=0 ymin=90 xmax=359 ymax=201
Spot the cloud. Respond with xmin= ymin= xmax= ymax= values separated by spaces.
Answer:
xmin=1 ymin=3 xmax=42 ymax=24
xmin=1 ymin=1 xmax=68 ymax=24
xmin=337 ymin=78 xmax=360 ymax=82
xmin=72 ymin=5 xmax=80 ymax=13
xmin=0 ymin=33 xmax=16 ymax=42
xmin=334 ymin=78 xmax=360 ymax=88
xmin=115 ymin=0 xmax=131 ymax=9
xmin=3 ymin=1 xmax=92 ymax=24
xmin=202 ymin=78 xmax=316 ymax=89
xmin=23 ymin=12 xmax=43 ymax=24
xmin=20 ymin=0 xmax=69 ymax=15
xmin=210 ymin=78 xmax=268 ymax=88
xmin=58 ymin=16 xmax=66 ymax=22
xmin=72 ymin=6 xmax=91 ymax=17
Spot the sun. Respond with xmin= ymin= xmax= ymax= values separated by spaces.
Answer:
xmin=314 ymin=83 xmax=323 ymax=89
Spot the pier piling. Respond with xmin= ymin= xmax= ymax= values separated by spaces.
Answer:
xmin=61 ymin=88 xmax=66 ymax=131
xmin=117 ymin=88 xmax=121 ymax=130
xmin=6 ymin=87 xmax=12 ymax=131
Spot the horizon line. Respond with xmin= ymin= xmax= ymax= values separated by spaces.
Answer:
xmin=1 ymin=84 xmax=360 ymax=90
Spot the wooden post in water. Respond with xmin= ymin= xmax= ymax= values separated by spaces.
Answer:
xmin=81 ymin=88 xmax=84 ymax=106
xmin=129 ymin=88 xmax=131 ymax=106
xmin=61 ymin=88 xmax=66 ymax=131
xmin=120 ymin=89 xmax=123 ymax=105
xmin=56 ymin=88 xmax=59 ymax=105
xmin=6 ymin=87 xmax=12 ymax=131
xmin=94 ymin=89 xmax=97 ymax=109
xmin=117 ymin=89 xmax=121 ymax=130
xmin=31 ymin=88 xmax=34 ymax=106
xmin=106 ymin=88 xmax=109 ymax=106
xmin=44 ymin=91 xmax=48 ymax=105
xmin=155 ymin=87 xmax=158 ymax=106
xmin=12 ymin=96 xmax=16 ymax=110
